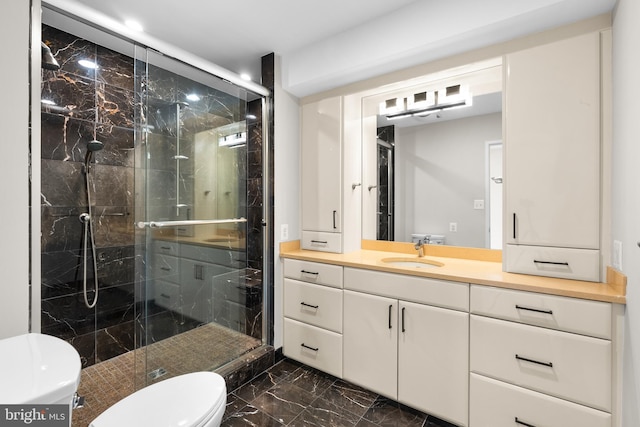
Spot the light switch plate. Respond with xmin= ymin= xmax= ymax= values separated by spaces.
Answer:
xmin=281 ymin=224 xmax=289 ymax=241
xmin=613 ymin=240 xmax=622 ymax=270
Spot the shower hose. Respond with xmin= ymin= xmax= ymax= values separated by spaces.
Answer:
xmin=80 ymin=157 xmax=99 ymax=309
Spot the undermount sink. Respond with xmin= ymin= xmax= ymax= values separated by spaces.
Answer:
xmin=381 ymin=257 xmax=444 ymax=268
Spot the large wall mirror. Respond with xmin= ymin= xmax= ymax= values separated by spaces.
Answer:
xmin=362 ymin=61 xmax=503 ymax=249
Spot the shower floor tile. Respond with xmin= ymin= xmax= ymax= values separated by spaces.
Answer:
xmin=71 ymin=322 xmax=260 ymax=427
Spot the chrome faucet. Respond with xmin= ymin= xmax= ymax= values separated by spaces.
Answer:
xmin=414 ymin=237 xmax=429 ymax=257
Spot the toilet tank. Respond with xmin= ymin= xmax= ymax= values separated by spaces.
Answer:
xmin=0 ymin=333 xmax=81 ymax=406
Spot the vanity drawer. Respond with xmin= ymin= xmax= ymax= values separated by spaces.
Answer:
xmin=505 ymin=244 xmax=600 ymax=282
xmin=153 ymin=240 xmax=180 ymax=256
xmin=284 ymin=279 xmax=343 ymax=333
xmin=151 ymin=254 xmax=180 ymax=283
xmin=284 ymin=259 xmax=343 ymax=288
xmin=470 ymin=315 xmax=611 ymax=411
xmin=154 ymin=280 xmax=181 ymax=312
xmin=471 ymin=285 xmax=611 ymax=339
xmin=344 ymin=268 xmax=469 ymax=311
xmin=301 ymin=231 xmax=342 ymax=253
xmin=283 ymin=318 xmax=342 ymax=378
xmin=470 ymin=374 xmax=611 ymax=427
xmin=181 ymin=244 xmax=245 ymax=267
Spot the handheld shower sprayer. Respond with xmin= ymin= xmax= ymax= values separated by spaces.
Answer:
xmin=80 ymin=139 xmax=105 ymax=309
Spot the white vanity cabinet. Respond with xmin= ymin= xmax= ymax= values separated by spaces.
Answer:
xmin=300 ymin=95 xmax=361 ymax=253
xmin=470 ymin=285 xmax=614 ymax=427
xmin=301 ymin=96 xmax=343 ymax=252
xmin=504 ymin=30 xmax=608 ymax=282
xmin=282 ymin=259 xmax=344 ymax=377
xmin=343 ymin=268 xmax=469 ymax=427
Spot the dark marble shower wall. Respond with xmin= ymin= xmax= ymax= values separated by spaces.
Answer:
xmin=41 ymin=25 xmax=137 ymax=367
xmin=40 ymin=25 xmax=268 ymax=367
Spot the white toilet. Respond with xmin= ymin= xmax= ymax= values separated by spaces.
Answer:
xmin=0 ymin=333 xmax=227 ymax=427
xmin=89 ymin=371 xmax=227 ymax=427
xmin=0 ymin=333 xmax=82 ymax=425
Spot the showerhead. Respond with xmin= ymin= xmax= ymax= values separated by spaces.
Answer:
xmin=41 ymin=42 xmax=60 ymax=70
xmin=87 ymin=140 xmax=104 ymax=152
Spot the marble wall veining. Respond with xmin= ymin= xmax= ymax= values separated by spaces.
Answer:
xmin=40 ymin=24 xmax=268 ymax=368
xmin=41 ymin=25 xmax=137 ymax=367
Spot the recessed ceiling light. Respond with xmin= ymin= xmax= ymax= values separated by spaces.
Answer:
xmin=124 ymin=20 xmax=144 ymax=32
xmin=240 ymin=73 xmax=251 ymax=81
xmin=78 ymin=59 xmax=98 ymax=69
xmin=186 ymin=93 xmax=201 ymax=102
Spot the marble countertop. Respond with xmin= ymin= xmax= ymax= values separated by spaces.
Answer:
xmin=280 ymin=240 xmax=626 ymax=304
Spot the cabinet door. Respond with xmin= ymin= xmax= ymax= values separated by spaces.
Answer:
xmin=343 ymin=290 xmax=397 ymax=398
xmin=398 ymin=301 xmax=469 ymax=427
xmin=505 ymin=32 xmax=600 ymax=249
xmin=301 ymin=96 xmax=342 ymax=233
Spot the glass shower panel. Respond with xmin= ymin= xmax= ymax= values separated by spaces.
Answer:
xmin=135 ymin=49 xmax=264 ymax=388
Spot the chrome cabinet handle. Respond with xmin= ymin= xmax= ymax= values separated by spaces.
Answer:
xmin=310 ymin=240 xmax=328 ymax=244
xmin=388 ymin=305 xmax=393 ymax=329
xmin=160 ymin=267 xmax=171 ymax=271
xmin=515 ymin=305 xmax=553 ymax=315
xmin=333 ymin=210 xmax=337 ymax=229
xmin=401 ymin=307 xmax=406 ymax=333
xmin=515 ymin=354 xmax=553 ymax=368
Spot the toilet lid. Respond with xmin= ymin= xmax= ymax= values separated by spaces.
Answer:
xmin=90 ymin=372 xmax=226 ymax=427
xmin=0 ymin=333 xmax=81 ymax=404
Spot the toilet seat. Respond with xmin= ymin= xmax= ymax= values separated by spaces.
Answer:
xmin=90 ymin=371 xmax=226 ymax=427
xmin=0 ymin=333 xmax=81 ymax=405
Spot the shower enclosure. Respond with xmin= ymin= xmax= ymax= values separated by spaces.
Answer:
xmin=39 ymin=7 xmax=271 ymax=391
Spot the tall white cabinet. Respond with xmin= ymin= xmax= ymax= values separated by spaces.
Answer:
xmin=300 ymin=95 xmax=361 ymax=253
xmin=504 ymin=31 xmax=608 ymax=282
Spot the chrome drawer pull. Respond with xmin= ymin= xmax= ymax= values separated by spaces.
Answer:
xmin=533 ymin=259 xmax=569 ymax=266
xmin=301 ymin=302 xmax=319 ymax=309
xmin=301 ymin=343 xmax=319 ymax=352
xmin=160 ymin=267 xmax=171 ymax=271
xmin=160 ymin=246 xmax=171 ymax=250
xmin=310 ymin=240 xmax=328 ymax=244
xmin=515 ymin=354 xmax=553 ymax=368
xmin=160 ymin=293 xmax=170 ymax=299
xmin=301 ymin=270 xmax=319 ymax=275
xmin=515 ymin=417 xmax=536 ymax=427
xmin=515 ymin=305 xmax=553 ymax=315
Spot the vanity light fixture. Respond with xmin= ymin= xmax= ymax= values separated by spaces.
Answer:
xmin=78 ymin=59 xmax=98 ymax=69
xmin=384 ymin=84 xmax=473 ymax=119
xmin=41 ymin=99 xmax=56 ymax=106
xmin=379 ymin=97 xmax=405 ymax=116
xmin=219 ymin=132 xmax=246 ymax=148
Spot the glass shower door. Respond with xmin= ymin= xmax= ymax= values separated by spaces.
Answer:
xmin=134 ymin=48 xmax=265 ymax=388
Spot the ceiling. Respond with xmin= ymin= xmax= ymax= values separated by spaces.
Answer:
xmin=46 ymin=0 xmax=616 ymax=97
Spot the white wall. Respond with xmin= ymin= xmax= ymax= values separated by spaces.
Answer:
xmin=612 ymin=0 xmax=640 ymax=424
xmin=273 ymin=55 xmax=300 ymax=349
xmin=0 ymin=0 xmax=32 ymax=339
xmin=395 ymin=113 xmax=502 ymax=247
